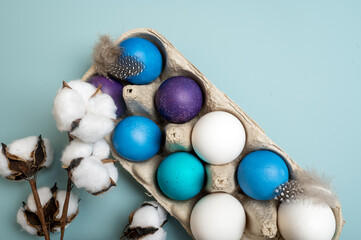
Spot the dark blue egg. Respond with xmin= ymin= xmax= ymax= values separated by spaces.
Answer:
xmin=237 ymin=150 xmax=289 ymax=200
xmin=119 ymin=37 xmax=163 ymax=85
xmin=112 ymin=116 xmax=162 ymax=161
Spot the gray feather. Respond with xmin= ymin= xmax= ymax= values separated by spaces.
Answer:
xmin=275 ymin=169 xmax=338 ymax=208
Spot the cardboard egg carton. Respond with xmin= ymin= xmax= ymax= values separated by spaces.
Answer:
xmin=82 ymin=28 xmax=344 ymax=240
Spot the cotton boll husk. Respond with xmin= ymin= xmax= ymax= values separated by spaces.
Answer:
xmin=87 ymin=94 xmax=117 ymax=119
xmin=93 ymin=139 xmax=110 ymax=160
xmin=146 ymin=201 xmax=168 ymax=226
xmin=42 ymin=138 xmax=54 ymax=168
xmin=0 ymin=146 xmax=12 ymax=177
xmin=141 ymin=228 xmax=167 ymax=240
xmin=67 ymin=80 xmax=97 ymax=103
xmin=130 ymin=205 xmax=162 ymax=228
xmin=71 ymin=156 xmax=111 ymax=194
xmin=103 ymin=162 xmax=118 ymax=183
xmin=17 ymin=208 xmax=38 ymax=235
xmin=7 ymin=136 xmax=38 ymax=161
xmin=53 ymin=88 xmax=86 ymax=132
xmin=61 ymin=139 xmax=93 ymax=168
xmin=55 ymin=190 xmax=79 ymax=219
xmin=27 ymin=187 xmax=52 ymax=212
xmin=71 ymin=114 xmax=114 ymax=143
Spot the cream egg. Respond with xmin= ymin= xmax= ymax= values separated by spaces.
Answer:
xmin=190 ymin=193 xmax=246 ymax=240
xmin=278 ymin=200 xmax=336 ymax=240
xmin=191 ymin=111 xmax=246 ymax=165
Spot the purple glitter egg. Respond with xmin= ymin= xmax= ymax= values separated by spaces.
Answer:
xmin=88 ymin=75 xmax=126 ymax=117
xmin=155 ymin=76 xmax=203 ymax=123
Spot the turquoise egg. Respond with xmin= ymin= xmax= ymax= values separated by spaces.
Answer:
xmin=157 ymin=152 xmax=205 ymax=201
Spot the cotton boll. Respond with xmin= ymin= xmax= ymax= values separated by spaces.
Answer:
xmin=93 ymin=139 xmax=110 ymax=160
xmin=130 ymin=205 xmax=162 ymax=228
xmin=53 ymin=88 xmax=86 ymax=132
xmin=42 ymin=138 xmax=54 ymax=168
xmin=0 ymin=147 xmax=12 ymax=177
xmin=55 ymin=190 xmax=79 ymax=219
xmin=27 ymin=187 xmax=52 ymax=212
xmin=67 ymin=80 xmax=97 ymax=103
xmin=71 ymin=156 xmax=111 ymax=194
xmin=7 ymin=136 xmax=38 ymax=161
xmin=146 ymin=201 xmax=168 ymax=226
xmin=142 ymin=228 xmax=167 ymax=240
xmin=61 ymin=139 xmax=93 ymax=168
xmin=17 ymin=208 xmax=38 ymax=235
xmin=87 ymin=94 xmax=117 ymax=119
xmin=71 ymin=114 xmax=114 ymax=142
xmin=103 ymin=162 xmax=118 ymax=183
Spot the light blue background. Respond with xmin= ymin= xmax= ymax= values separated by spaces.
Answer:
xmin=0 ymin=0 xmax=360 ymax=239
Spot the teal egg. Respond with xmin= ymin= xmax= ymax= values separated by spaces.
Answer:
xmin=157 ymin=152 xmax=205 ymax=201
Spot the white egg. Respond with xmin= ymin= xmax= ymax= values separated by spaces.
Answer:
xmin=190 ymin=193 xmax=246 ymax=240
xmin=191 ymin=111 xmax=246 ymax=165
xmin=278 ymin=200 xmax=336 ymax=240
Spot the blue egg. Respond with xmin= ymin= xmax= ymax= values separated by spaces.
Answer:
xmin=119 ymin=37 xmax=163 ymax=85
xmin=112 ymin=116 xmax=162 ymax=162
xmin=157 ymin=152 xmax=205 ymax=201
xmin=237 ymin=150 xmax=289 ymax=200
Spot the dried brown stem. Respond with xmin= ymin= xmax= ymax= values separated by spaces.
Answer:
xmin=29 ymin=178 xmax=50 ymax=240
xmin=60 ymin=172 xmax=73 ymax=240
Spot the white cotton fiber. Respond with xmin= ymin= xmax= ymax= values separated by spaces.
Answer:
xmin=93 ymin=139 xmax=110 ymax=160
xmin=146 ymin=201 xmax=168 ymax=226
xmin=8 ymin=136 xmax=38 ymax=161
xmin=87 ymin=94 xmax=117 ymax=119
xmin=43 ymin=138 xmax=54 ymax=168
xmin=68 ymin=80 xmax=97 ymax=103
xmin=0 ymin=146 xmax=12 ymax=177
xmin=53 ymin=88 xmax=86 ymax=132
xmin=71 ymin=114 xmax=114 ymax=143
xmin=55 ymin=190 xmax=78 ymax=219
xmin=130 ymin=205 xmax=162 ymax=228
xmin=142 ymin=228 xmax=167 ymax=240
xmin=103 ymin=162 xmax=118 ymax=183
xmin=27 ymin=187 xmax=52 ymax=212
xmin=61 ymin=139 xmax=93 ymax=168
xmin=17 ymin=208 xmax=38 ymax=235
xmin=71 ymin=156 xmax=110 ymax=194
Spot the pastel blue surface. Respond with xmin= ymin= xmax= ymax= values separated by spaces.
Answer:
xmin=0 ymin=0 xmax=360 ymax=239
xmin=157 ymin=152 xmax=205 ymax=201
xmin=237 ymin=150 xmax=289 ymax=200
xmin=112 ymin=116 xmax=161 ymax=161
xmin=119 ymin=37 xmax=163 ymax=84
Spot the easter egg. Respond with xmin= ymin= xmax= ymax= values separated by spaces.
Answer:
xmin=119 ymin=37 xmax=163 ymax=85
xmin=112 ymin=116 xmax=161 ymax=161
xmin=191 ymin=111 xmax=246 ymax=165
xmin=278 ymin=200 xmax=336 ymax=240
xmin=237 ymin=150 xmax=289 ymax=200
xmin=88 ymin=75 xmax=126 ymax=117
xmin=157 ymin=152 xmax=205 ymax=201
xmin=155 ymin=76 xmax=203 ymax=123
xmin=190 ymin=193 xmax=246 ymax=240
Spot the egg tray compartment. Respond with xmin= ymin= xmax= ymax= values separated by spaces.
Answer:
xmin=81 ymin=28 xmax=344 ymax=240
